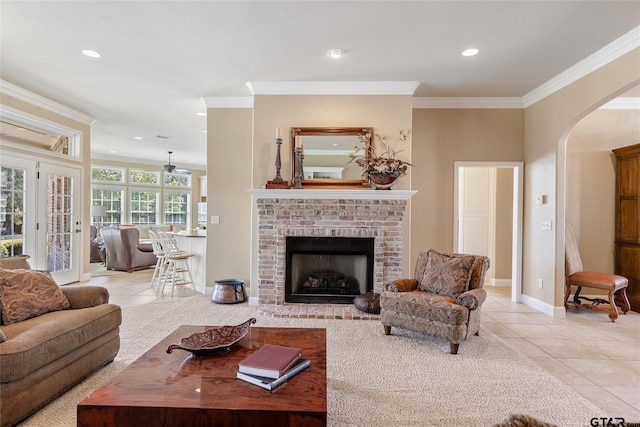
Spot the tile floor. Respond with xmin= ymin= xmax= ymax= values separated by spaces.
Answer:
xmin=87 ymin=265 xmax=640 ymax=421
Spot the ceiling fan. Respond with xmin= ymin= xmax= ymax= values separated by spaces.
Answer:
xmin=163 ymin=151 xmax=191 ymax=174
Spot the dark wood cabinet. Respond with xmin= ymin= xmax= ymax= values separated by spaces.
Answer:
xmin=613 ymin=143 xmax=640 ymax=312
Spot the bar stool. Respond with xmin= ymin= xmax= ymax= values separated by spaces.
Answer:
xmin=148 ymin=230 xmax=166 ymax=289
xmin=158 ymin=231 xmax=196 ymax=296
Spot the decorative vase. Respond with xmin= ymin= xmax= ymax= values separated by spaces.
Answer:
xmin=369 ymin=173 xmax=398 ymax=190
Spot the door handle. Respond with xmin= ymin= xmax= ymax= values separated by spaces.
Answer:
xmin=75 ymin=229 xmax=82 ymax=233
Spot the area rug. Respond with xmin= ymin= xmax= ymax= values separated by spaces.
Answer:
xmin=18 ymin=295 xmax=606 ymax=426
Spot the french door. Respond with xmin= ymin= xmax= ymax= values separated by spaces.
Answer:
xmin=37 ymin=162 xmax=81 ymax=284
xmin=1 ymin=154 xmax=82 ymax=284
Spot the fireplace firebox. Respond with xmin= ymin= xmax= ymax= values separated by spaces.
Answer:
xmin=285 ymin=236 xmax=374 ymax=304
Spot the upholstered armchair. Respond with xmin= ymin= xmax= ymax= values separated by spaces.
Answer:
xmin=380 ymin=249 xmax=490 ymax=354
xmin=101 ymin=227 xmax=157 ymax=273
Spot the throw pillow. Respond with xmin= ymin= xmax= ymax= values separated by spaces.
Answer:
xmin=0 ymin=329 xmax=6 ymax=343
xmin=420 ymin=250 xmax=478 ymax=298
xmin=0 ymin=269 xmax=70 ymax=325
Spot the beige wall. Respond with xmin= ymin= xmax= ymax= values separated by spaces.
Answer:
xmin=252 ymin=95 xmax=413 ymax=189
xmin=523 ymin=47 xmax=640 ymax=309
xmin=205 ymin=108 xmax=253 ymax=288
xmin=410 ymin=109 xmax=524 ymax=272
xmin=495 ymin=168 xmax=514 ymax=279
xmin=566 ymin=109 xmax=640 ymax=275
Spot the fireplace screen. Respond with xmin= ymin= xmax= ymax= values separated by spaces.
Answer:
xmin=285 ymin=236 xmax=374 ymax=304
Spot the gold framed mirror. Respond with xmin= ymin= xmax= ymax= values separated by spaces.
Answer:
xmin=291 ymin=127 xmax=372 ymax=187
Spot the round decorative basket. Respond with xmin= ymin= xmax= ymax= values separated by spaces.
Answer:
xmin=369 ymin=173 xmax=398 ymax=190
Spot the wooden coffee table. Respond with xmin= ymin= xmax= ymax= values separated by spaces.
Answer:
xmin=77 ymin=325 xmax=327 ymax=427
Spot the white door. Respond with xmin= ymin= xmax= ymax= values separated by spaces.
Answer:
xmin=457 ymin=167 xmax=494 ymax=280
xmin=37 ymin=162 xmax=82 ymax=284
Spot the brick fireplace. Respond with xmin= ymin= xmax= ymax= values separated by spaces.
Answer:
xmin=249 ymin=189 xmax=416 ymax=306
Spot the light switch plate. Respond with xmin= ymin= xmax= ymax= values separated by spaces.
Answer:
xmin=541 ymin=220 xmax=552 ymax=230
xmin=210 ymin=215 xmax=220 ymax=224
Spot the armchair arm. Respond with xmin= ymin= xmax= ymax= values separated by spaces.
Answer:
xmin=384 ymin=279 xmax=419 ymax=293
xmin=455 ymin=288 xmax=487 ymax=310
xmin=61 ymin=286 xmax=110 ymax=309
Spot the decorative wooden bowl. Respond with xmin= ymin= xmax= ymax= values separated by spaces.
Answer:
xmin=166 ymin=318 xmax=256 ymax=355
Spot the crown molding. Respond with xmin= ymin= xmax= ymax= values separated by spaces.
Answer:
xmin=202 ymin=96 xmax=254 ymax=109
xmin=523 ymin=26 xmax=640 ymax=107
xmin=413 ymin=97 xmax=524 ymax=109
xmin=599 ymin=97 xmax=640 ymax=110
xmin=0 ymin=79 xmax=94 ymax=125
xmin=246 ymin=81 xmax=420 ymax=95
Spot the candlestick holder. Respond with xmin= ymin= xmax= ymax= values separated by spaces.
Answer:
xmin=293 ymin=147 xmax=304 ymax=189
xmin=266 ymin=137 xmax=290 ymax=189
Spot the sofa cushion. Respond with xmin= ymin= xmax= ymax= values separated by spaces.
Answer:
xmin=419 ymin=250 xmax=478 ymax=298
xmin=0 ymin=303 xmax=122 ymax=382
xmin=380 ymin=290 xmax=469 ymax=324
xmin=0 ymin=269 xmax=70 ymax=325
xmin=0 ymin=255 xmax=31 ymax=270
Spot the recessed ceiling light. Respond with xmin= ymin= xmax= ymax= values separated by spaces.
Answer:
xmin=110 ymin=150 xmax=117 ymax=153
xmin=196 ymin=112 xmax=207 ymax=116
xmin=133 ymin=136 xmax=143 ymax=140
xmin=327 ymin=48 xmax=346 ymax=59
xmin=81 ymin=49 xmax=101 ymax=58
xmin=462 ymin=48 xmax=479 ymax=57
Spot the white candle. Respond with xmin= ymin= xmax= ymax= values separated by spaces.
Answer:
xmin=276 ymin=128 xmax=282 ymax=140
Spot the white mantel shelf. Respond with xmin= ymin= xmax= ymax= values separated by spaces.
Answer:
xmin=248 ymin=189 xmax=417 ymax=200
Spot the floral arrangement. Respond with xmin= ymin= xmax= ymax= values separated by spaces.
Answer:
xmin=348 ymin=129 xmax=412 ymax=177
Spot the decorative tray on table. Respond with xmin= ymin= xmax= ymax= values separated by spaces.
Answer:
xmin=166 ymin=318 xmax=256 ymax=355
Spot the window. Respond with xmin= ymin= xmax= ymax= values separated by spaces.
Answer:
xmin=0 ymin=166 xmax=25 ymax=257
xmin=130 ymin=189 xmax=159 ymax=225
xmin=164 ymin=172 xmax=191 ymax=188
xmin=92 ymin=166 xmax=124 ymax=183
xmin=130 ymin=170 xmax=160 ymax=185
xmin=164 ymin=191 xmax=190 ymax=225
xmin=92 ymin=187 xmax=124 ymax=227
xmin=91 ymin=165 xmax=194 ymax=228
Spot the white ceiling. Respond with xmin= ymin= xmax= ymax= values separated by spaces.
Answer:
xmin=1 ymin=1 xmax=639 ymax=170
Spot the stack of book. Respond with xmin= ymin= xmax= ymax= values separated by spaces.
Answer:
xmin=236 ymin=344 xmax=310 ymax=390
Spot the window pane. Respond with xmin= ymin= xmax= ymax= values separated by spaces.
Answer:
xmin=92 ymin=167 xmax=124 ymax=182
xmin=46 ymin=174 xmax=73 ymax=272
xmin=130 ymin=170 xmax=159 ymax=185
xmin=131 ymin=190 xmax=158 ymax=225
xmin=0 ymin=167 xmax=26 ymax=257
xmin=164 ymin=173 xmax=191 ymax=187
xmin=92 ymin=188 xmax=123 ymax=227
xmin=164 ymin=192 xmax=189 ymax=225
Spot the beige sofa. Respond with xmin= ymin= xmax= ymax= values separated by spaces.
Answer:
xmin=0 ymin=255 xmax=122 ymax=426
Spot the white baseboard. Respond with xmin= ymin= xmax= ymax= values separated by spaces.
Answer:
xmin=521 ymin=294 xmax=566 ymax=318
xmin=491 ymin=279 xmax=512 ymax=287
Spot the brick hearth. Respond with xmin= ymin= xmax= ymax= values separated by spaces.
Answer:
xmin=250 ymin=189 xmax=416 ymax=309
